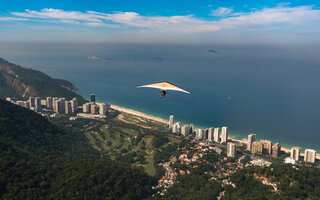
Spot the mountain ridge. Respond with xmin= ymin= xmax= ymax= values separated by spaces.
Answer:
xmin=0 ymin=58 xmax=86 ymax=104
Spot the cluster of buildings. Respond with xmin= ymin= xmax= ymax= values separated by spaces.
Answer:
xmin=285 ymin=146 xmax=317 ymax=164
xmin=82 ymin=94 xmax=109 ymax=116
xmin=195 ymin=126 xmax=229 ymax=144
xmin=5 ymin=94 xmax=110 ymax=118
xmin=247 ymin=133 xmax=317 ymax=164
xmin=170 ymin=115 xmax=230 ymax=142
xmin=6 ymin=96 xmax=78 ymax=114
xmin=169 ymin=115 xmax=193 ymax=136
xmin=247 ymin=134 xmax=281 ymax=158
xmin=169 ymin=115 xmax=235 ymax=157
xmin=154 ymin=156 xmax=178 ymax=195
xmin=170 ymin=114 xmax=317 ymax=164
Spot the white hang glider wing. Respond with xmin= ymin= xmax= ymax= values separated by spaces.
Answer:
xmin=137 ymin=81 xmax=190 ymax=94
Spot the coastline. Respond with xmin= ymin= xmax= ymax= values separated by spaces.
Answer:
xmin=110 ymin=103 xmax=320 ymax=160
xmin=111 ymin=104 xmax=169 ymax=125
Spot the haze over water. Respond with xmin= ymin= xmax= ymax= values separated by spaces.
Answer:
xmin=1 ymin=42 xmax=320 ymax=152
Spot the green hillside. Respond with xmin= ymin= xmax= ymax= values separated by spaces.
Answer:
xmin=0 ymin=58 xmax=86 ymax=104
xmin=0 ymin=100 xmax=155 ymax=199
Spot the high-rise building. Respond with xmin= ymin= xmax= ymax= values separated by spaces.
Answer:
xmin=105 ymin=103 xmax=110 ymax=111
xmin=252 ymin=141 xmax=263 ymax=154
xmin=227 ymin=143 xmax=236 ymax=157
xmin=29 ymin=97 xmax=35 ymax=108
xmin=54 ymin=100 xmax=59 ymax=113
xmin=35 ymin=97 xmax=41 ymax=109
xmin=97 ymin=103 xmax=107 ymax=115
xmin=176 ymin=122 xmax=182 ymax=134
xmin=208 ymin=127 xmax=214 ymax=141
xmin=46 ymin=97 xmax=53 ymax=109
xmin=220 ymin=127 xmax=228 ymax=143
xmin=189 ymin=124 xmax=195 ymax=134
xmin=65 ymin=101 xmax=72 ymax=114
xmin=260 ymin=140 xmax=272 ymax=155
xmin=172 ymin=122 xmax=181 ymax=134
xmin=272 ymin=143 xmax=281 ymax=158
xmin=83 ymin=103 xmax=91 ymax=113
xmin=290 ymin=147 xmax=301 ymax=161
xmin=52 ymin=97 xmax=59 ymax=112
xmin=202 ymin=129 xmax=208 ymax=140
xmin=214 ymin=128 xmax=220 ymax=143
xmin=90 ymin=94 xmax=96 ymax=103
xmin=71 ymin=97 xmax=78 ymax=112
xmin=169 ymin=115 xmax=174 ymax=129
xmin=181 ymin=125 xmax=190 ymax=136
xmin=247 ymin=134 xmax=256 ymax=151
xmin=91 ymin=104 xmax=99 ymax=115
xmin=195 ymin=129 xmax=202 ymax=140
xmin=54 ymin=100 xmax=64 ymax=114
xmin=304 ymin=149 xmax=316 ymax=163
xmin=172 ymin=123 xmax=179 ymax=134
xmin=58 ymin=98 xmax=66 ymax=113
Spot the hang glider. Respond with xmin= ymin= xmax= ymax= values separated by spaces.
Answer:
xmin=137 ymin=81 xmax=190 ymax=98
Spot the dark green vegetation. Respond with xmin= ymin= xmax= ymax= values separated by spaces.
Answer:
xmin=0 ymin=58 xmax=86 ymax=104
xmin=223 ymin=170 xmax=276 ymax=199
xmin=153 ymin=174 xmax=222 ymax=200
xmin=52 ymin=112 xmax=181 ymax=177
xmin=223 ymin=164 xmax=320 ymax=200
xmin=0 ymin=99 xmax=155 ymax=199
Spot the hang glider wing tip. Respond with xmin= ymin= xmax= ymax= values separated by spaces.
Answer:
xmin=137 ymin=85 xmax=148 ymax=88
xmin=182 ymin=90 xmax=190 ymax=94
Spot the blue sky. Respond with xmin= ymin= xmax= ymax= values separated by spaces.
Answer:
xmin=1 ymin=0 xmax=320 ymax=44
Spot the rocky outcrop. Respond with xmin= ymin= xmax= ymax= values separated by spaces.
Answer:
xmin=0 ymin=63 xmax=37 ymax=98
xmin=1 ymin=71 xmax=36 ymax=97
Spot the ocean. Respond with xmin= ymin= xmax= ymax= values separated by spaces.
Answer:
xmin=1 ymin=42 xmax=320 ymax=152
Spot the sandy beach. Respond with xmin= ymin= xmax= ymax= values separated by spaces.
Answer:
xmin=111 ymin=104 xmax=319 ymax=160
xmin=110 ymin=104 xmax=169 ymax=125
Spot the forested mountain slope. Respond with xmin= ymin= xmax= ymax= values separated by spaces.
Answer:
xmin=0 ymin=100 xmax=155 ymax=200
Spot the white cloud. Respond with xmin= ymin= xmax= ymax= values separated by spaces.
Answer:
xmin=4 ymin=5 xmax=320 ymax=35
xmin=10 ymin=9 xmax=221 ymax=33
xmin=211 ymin=7 xmax=233 ymax=16
xmin=0 ymin=17 xmax=29 ymax=21
xmin=218 ymin=5 xmax=320 ymax=28
xmin=12 ymin=8 xmax=101 ymax=22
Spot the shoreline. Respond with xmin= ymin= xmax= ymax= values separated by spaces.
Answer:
xmin=110 ymin=103 xmax=319 ymax=160
xmin=110 ymin=104 xmax=169 ymax=125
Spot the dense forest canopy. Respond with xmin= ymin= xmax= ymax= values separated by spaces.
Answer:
xmin=0 ymin=100 xmax=155 ymax=199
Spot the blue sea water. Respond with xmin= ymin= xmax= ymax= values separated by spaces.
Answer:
xmin=1 ymin=42 xmax=320 ymax=152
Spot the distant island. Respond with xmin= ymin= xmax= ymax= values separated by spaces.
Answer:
xmin=128 ymin=56 xmax=164 ymax=62
xmin=207 ymin=49 xmax=221 ymax=56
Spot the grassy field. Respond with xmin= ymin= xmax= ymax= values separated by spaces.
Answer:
xmin=83 ymin=114 xmax=180 ymax=176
